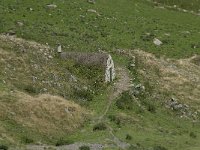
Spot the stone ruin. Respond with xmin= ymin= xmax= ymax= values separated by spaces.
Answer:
xmin=60 ymin=51 xmax=115 ymax=82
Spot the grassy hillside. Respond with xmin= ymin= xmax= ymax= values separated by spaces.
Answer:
xmin=0 ymin=92 xmax=88 ymax=146
xmin=0 ymin=0 xmax=200 ymax=150
xmin=153 ymin=0 xmax=200 ymax=12
xmin=0 ymin=0 xmax=200 ymax=58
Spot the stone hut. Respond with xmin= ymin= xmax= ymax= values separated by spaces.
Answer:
xmin=60 ymin=52 xmax=115 ymax=82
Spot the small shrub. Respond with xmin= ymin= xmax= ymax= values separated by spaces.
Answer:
xmin=79 ymin=145 xmax=90 ymax=150
xmin=0 ymin=145 xmax=8 ymax=150
xmin=73 ymin=87 xmax=93 ymax=101
xmin=126 ymin=134 xmax=132 ymax=140
xmin=93 ymin=122 xmax=107 ymax=131
xmin=147 ymin=103 xmax=156 ymax=113
xmin=153 ymin=145 xmax=168 ymax=150
xmin=116 ymin=92 xmax=133 ymax=110
xmin=189 ymin=132 xmax=197 ymax=138
xmin=23 ymin=85 xmax=38 ymax=94
xmin=55 ymin=138 xmax=74 ymax=146
xmin=108 ymin=115 xmax=121 ymax=126
xmin=128 ymin=144 xmax=141 ymax=150
xmin=22 ymin=137 xmax=34 ymax=144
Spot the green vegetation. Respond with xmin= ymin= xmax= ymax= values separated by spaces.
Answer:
xmin=0 ymin=145 xmax=8 ymax=150
xmin=0 ymin=0 xmax=200 ymax=58
xmin=153 ymin=0 xmax=200 ymax=12
xmin=79 ymin=145 xmax=90 ymax=150
xmin=55 ymin=138 xmax=74 ymax=146
xmin=0 ymin=0 xmax=200 ymax=150
xmin=93 ymin=122 xmax=107 ymax=131
xmin=116 ymin=92 xmax=134 ymax=110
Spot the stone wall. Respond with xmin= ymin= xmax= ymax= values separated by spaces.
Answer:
xmin=60 ymin=52 xmax=115 ymax=82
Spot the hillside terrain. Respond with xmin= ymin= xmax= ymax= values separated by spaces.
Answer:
xmin=0 ymin=0 xmax=200 ymax=150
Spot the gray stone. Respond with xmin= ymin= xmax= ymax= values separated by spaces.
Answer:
xmin=57 ymin=44 xmax=62 ymax=53
xmin=153 ymin=38 xmax=162 ymax=46
xmin=88 ymin=0 xmax=96 ymax=4
xmin=130 ymin=63 xmax=135 ymax=67
xmin=70 ymin=75 xmax=77 ymax=82
xmin=87 ymin=9 xmax=97 ymax=13
xmin=173 ymin=104 xmax=183 ymax=110
xmin=17 ymin=21 xmax=24 ymax=27
xmin=46 ymin=4 xmax=57 ymax=9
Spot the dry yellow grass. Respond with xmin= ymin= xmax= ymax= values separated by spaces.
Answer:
xmin=133 ymin=50 xmax=200 ymax=108
xmin=0 ymin=91 xmax=89 ymax=141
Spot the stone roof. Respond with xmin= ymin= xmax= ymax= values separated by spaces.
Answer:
xmin=60 ymin=52 xmax=110 ymax=67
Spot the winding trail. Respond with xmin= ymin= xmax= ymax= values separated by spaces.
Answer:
xmin=99 ymin=67 xmax=131 ymax=121
xmin=99 ymin=67 xmax=131 ymax=149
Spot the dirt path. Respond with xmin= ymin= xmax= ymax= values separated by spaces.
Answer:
xmin=102 ymin=67 xmax=131 ymax=149
xmin=98 ymin=67 xmax=131 ymax=121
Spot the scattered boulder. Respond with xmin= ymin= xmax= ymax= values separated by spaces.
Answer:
xmin=16 ymin=21 xmax=24 ymax=27
xmin=130 ymin=83 xmax=145 ymax=96
xmin=46 ymin=4 xmax=57 ymax=9
xmin=88 ymin=0 xmax=96 ymax=4
xmin=87 ymin=9 xmax=100 ymax=16
xmin=153 ymin=38 xmax=162 ymax=46
xmin=70 ymin=75 xmax=77 ymax=82
xmin=57 ymin=44 xmax=62 ymax=53
xmin=165 ymin=97 xmax=198 ymax=119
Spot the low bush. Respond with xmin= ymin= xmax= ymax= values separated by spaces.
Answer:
xmin=126 ymin=134 xmax=132 ymax=140
xmin=153 ymin=145 xmax=168 ymax=150
xmin=146 ymin=102 xmax=156 ymax=113
xmin=21 ymin=137 xmax=34 ymax=144
xmin=93 ymin=122 xmax=107 ymax=131
xmin=189 ymin=132 xmax=197 ymax=138
xmin=108 ymin=115 xmax=121 ymax=126
xmin=55 ymin=138 xmax=74 ymax=146
xmin=73 ymin=87 xmax=93 ymax=101
xmin=128 ymin=144 xmax=142 ymax=150
xmin=79 ymin=145 xmax=90 ymax=150
xmin=0 ymin=145 xmax=8 ymax=150
xmin=116 ymin=92 xmax=134 ymax=110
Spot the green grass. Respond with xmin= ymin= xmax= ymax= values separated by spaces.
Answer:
xmin=1 ymin=0 xmax=200 ymax=149
xmin=0 ymin=0 xmax=200 ymax=58
xmin=153 ymin=0 xmax=200 ymax=12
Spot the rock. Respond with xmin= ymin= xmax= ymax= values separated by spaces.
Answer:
xmin=10 ymin=112 xmax=16 ymax=116
xmin=153 ymin=38 xmax=162 ymax=46
xmin=87 ymin=9 xmax=100 ymax=16
xmin=46 ymin=4 xmax=57 ymax=9
xmin=135 ymin=84 xmax=145 ymax=91
xmin=173 ymin=104 xmax=183 ymax=110
xmin=87 ymin=9 xmax=97 ymax=13
xmin=48 ymin=55 xmax=53 ymax=59
xmin=17 ymin=21 xmax=24 ymax=27
xmin=57 ymin=44 xmax=62 ymax=53
xmin=164 ymin=33 xmax=170 ymax=36
xmin=88 ymin=0 xmax=96 ymax=4
xmin=130 ymin=63 xmax=135 ymax=67
xmin=129 ymin=84 xmax=135 ymax=87
xmin=70 ymin=75 xmax=77 ymax=82
xmin=131 ymin=84 xmax=145 ymax=96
